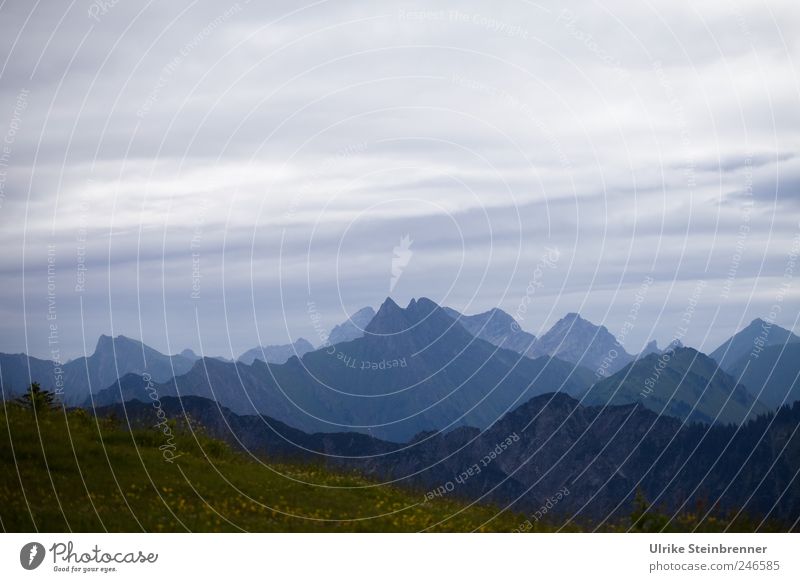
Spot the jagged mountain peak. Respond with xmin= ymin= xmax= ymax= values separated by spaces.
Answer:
xmin=406 ymin=296 xmax=439 ymax=316
xmin=367 ymin=296 xmax=445 ymax=335
xmin=641 ymin=340 xmax=660 ymax=354
xmin=366 ymin=297 xmax=410 ymax=334
xmin=550 ymin=312 xmax=605 ymax=331
xmin=380 ymin=296 xmax=402 ymax=311
xmin=534 ymin=311 xmax=632 ymax=372
xmin=545 ymin=312 xmax=614 ymax=338
xmin=94 ymin=333 xmax=145 ymax=355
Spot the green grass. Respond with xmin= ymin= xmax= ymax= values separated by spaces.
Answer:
xmin=0 ymin=404 xmax=531 ymax=532
xmin=2 ymin=403 xmax=782 ymax=533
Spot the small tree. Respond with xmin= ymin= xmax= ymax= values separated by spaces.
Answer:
xmin=16 ymin=382 xmax=57 ymax=413
xmin=630 ymin=489 xmax=671 ymax=532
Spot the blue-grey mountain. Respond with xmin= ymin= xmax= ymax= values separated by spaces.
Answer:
xmin=1 ymin=335 xmax=198 ymax=405
xmin=710 ymin=318 xmax=800 ymax=372
xmin=726 ymin=343 xmax=800 ymax=409
xmin=443 ymin=306 xmax=537 ymax=356
xmin=327 ymin=306 xmax=376 ymax=345
xmin=92 ymin=297 xmax=593 ymax=441
xmin=238 ymin=338 xmax=314 ymax=365
xmin=583 ymin=347 xmax=767 ymax=424
xmin=531 ymin=312 xmax=634 ymax=373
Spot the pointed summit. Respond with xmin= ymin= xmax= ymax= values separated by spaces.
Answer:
xmin=366 ymin=297 xmax=409 ymax=334
xmin=93 ymin=334 xmax=144 ymax=356
xmin=710 ymin=318 xmax=800 ymax=371
xmin=380 ymin=296 xmax=401 ymax=310
xmin=534 ymin=313 xmax=633 ymax=372
xmin=640 ymin=340 xmax=660 ymax=357
xmin=407 ymin=297 xmax=439 ymax=318
xmin=94 ymin=334 xmax=113 ymax=353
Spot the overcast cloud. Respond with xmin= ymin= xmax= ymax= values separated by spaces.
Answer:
xmin=1 ymin=0 xmax=798 ymax=360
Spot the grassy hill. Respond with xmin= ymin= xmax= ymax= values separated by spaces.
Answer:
xmin=2 ymin=396 xmax=789 ymax=533
xmin=0 ymin=403 xmax=530 ymax=532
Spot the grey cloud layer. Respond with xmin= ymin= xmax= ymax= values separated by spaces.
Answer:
xmin=1 ymin=0 xmax=798 ymax=359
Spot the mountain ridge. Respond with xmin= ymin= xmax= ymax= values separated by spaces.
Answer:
xmin=89 ymin=296 xmax=594 ymax=441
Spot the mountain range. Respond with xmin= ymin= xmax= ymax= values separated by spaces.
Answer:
xmin=0 ymin=334 xmax=198 ymax=405
xmin=95 ymin=392 xmax=800 ymax=523
xmin=443 ymin=307 xmax=636 ymax=374
xmin=583 ymin=347 xmax=768 ymax=424
xmin=237 ymin=338 xmax=314 ymax=365
xmin=2 ymin=298 xmax=798 ymax=437
xmin=4 ymin=296 xmax=799 ymax=524
xmin=89 ymin=297 xmax=594 ymax=441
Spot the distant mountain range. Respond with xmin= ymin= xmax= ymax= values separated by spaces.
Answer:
xmin=89 ymin=297 xmax=593 ymax=441
xmin=443 ymin=308 xmax=636 ymax=374
xmin=583 ymin=347 xmax=768 ymax=424
xmin=443 ymin=306 xmax=538 ymax=356
xmin=0 ymin=334 xmax=198 ymax=405
xmin=2 ymin=299 xmax=798 ymax=437
xmin=4 ymin=297 xmax=799 ymax=524
xmin=531 ymin=312 xmax=635 ymax=373
xmin=235 ymin=307 xmax=376 ymax=365
xmin=237 ymin=338 xmax=314 ymax=365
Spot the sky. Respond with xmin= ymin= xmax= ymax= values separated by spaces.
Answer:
xmin=0 ymin=0 xmax=798 ymax=361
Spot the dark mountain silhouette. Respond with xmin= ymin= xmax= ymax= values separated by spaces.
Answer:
xmin=443 ymin=306 xmax=537 ymax=356
xmin=91 ymin=297 xmax=594 ymax=441
xmin=238 ymin=338 xmax=314 ymax=365
xmin=583 ymin=347 xmax=767 ymax=424
xmin=96 ymin=392 xmax=800 ymax=525
xmin=710 ymin=318 xmax=800 ymax=372
xmin=726 ymin=343 xmax=800 ymax=409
